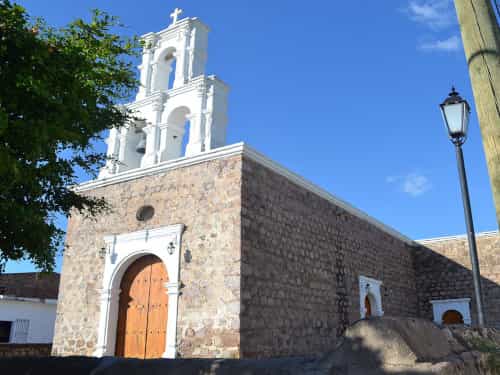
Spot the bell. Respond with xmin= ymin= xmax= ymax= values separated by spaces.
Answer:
xmin=135 ymin=132 xmax=147 ymax=154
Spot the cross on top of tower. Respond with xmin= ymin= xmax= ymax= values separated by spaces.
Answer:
xmin=169 ymin=8 xmax=183 ymax=25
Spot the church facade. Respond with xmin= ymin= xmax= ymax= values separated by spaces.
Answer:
xmin=52 ymin=11 xmax=500 ymax=359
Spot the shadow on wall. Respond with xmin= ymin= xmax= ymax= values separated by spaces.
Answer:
xmin=413 ymin=244 xmax=500 ymax=329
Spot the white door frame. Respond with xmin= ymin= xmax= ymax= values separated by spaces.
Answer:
xmin=94 ymin=224 xmax=184 ymax=358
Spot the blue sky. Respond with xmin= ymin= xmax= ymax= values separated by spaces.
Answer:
xmin=6 ymin=0 xmax=498 ymax=273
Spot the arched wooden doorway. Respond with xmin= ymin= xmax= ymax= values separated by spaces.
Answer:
xmin=442 ymin=310 xmax=464 ymax=325
xmin=365 ymin=295 xmax=372 ymax=318
xmin=115 ymin=255 xmax=169 ymax=358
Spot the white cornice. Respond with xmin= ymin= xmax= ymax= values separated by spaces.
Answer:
xmin=126 ymin=91 xmax=164 ymax=111
xmin=125 ymin=76 xmax=228 ymax=112
xmin=75 ymin=143 xmax=246 ymax=192
xmin=166 ymin=75 xmax=229 ymax=98
xmin=430 ymin=298 xmax=471 ymax=304
xmin=74 ymin=143 xmax=415 ymax=246
xmin=417 ymin=230 xmax=498 ymax=244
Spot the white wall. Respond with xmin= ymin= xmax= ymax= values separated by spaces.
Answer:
xmin=0 ymin=300 xmax=57 ymax=343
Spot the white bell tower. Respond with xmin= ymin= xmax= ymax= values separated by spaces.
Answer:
xmin=99 ymin=9 xmax=229 ymax=178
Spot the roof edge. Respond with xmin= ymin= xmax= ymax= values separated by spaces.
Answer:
xmin=241 ymin=144 xmax=415 ymax=246
xmin=417 ymin=230 xmax=499 ymax=244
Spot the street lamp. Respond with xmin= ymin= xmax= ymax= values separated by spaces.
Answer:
xmin=440 ymin=87 xmax=485 ymax=327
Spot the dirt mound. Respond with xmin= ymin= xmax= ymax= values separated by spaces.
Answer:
xmin=322 ymin=317 xmax=500 ymax=374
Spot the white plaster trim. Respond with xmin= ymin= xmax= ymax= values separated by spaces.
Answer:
xmin=163 ymin=75 xmax=228 ymax=98
xmin=430 ymin=298 xmax=471 ymax=325
xmin=0 ymin=295 xmax=57 ymax=305
xmin=94 ymin=224 xmax=184 ymax=359
xmin=127 ymin=76 xmax=228 ymax=113
xmin=74 ymin=143 xmax=245 ymax=192
xmin=359 ymin=275 xmax=384 ymax=319
xmin=417 ymin=231 xmax=498 ymax=244
xmin=75 ymin=143 xmax=414 ymax=246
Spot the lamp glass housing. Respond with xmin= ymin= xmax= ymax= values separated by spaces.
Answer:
xmin=440 ymin=89 xmax=470 ymax=141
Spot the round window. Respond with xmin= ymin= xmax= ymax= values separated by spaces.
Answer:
xmin=136 ymin=205 xmax=155 ymax=222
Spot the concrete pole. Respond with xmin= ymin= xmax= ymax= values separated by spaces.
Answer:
xmin=453 ymin=0 xmax=500 ymax=227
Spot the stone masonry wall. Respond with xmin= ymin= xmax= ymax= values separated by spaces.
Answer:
xmin=414 ymin=232 xmax=500 ymax=328
xmin=239 ymin=157 xmax=419 ymax=358
xmin=0 ymin=344 xmax=52 ymax=358
xmin=52 ymin=156 xmax=242 ymax=358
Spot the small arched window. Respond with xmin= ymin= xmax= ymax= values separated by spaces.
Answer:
xmin=442 ymin=310 xmax=464 ymax=325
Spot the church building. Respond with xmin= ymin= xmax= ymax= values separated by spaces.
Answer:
xmin=52 ymin=9 xmax=500 ymax=359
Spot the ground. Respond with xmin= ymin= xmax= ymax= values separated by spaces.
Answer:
xmin=2 ymin=317 xmax=500 ymax=374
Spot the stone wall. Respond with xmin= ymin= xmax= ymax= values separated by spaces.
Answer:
xmin=239 ymin=157 xmax=419 ymax=358
xmin=0 ymin=344 xmax=52 ymax=358
xmin=414 ymin=232 xmax=500 ymax=328
xmin=52 ymin=156 xmax=242 ymax=358
xmin=56 ymin=147 xmax=498 ymax=359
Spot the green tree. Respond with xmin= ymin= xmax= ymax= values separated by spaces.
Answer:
xmin=0 ymin=1 xmax=140 ymax=272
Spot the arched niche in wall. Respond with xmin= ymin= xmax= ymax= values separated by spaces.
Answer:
xmin=430 ymin=298 xmax=471 ymax=326
xmin=359 ymin=275 xmax=384 ymax=319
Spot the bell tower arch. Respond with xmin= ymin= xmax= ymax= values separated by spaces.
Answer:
xmin=99 ymin=9 xmax=229 ymax=178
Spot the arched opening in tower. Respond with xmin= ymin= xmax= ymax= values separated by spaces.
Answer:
xmin=161 ymin=106 xmax=191 ymax=161
xmin=152 ymin=48 xmax=177 ymax=92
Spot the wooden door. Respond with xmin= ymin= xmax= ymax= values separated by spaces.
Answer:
xmin=145 ymin=260 xmax=169 ymax=358
xmin=115 ymin=255 xmax=169 ymax=359
xmin=365 ymin=295 xmax=372 ymax=317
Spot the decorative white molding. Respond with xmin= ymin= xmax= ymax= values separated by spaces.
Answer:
xmin=129 ymin=73 xmax=228 ymax=112
xmin=430 ymin=298 xmax=471 ymax=325
xmin=75 ymin=143 xmax=415 ymax=246
xmin=417 ymin=231 xmax=498 ymax=244
xmin=128 ymin=91 xmax=166 ymax=111
xmin=359 ymin=275 xmax=384 ymax=319
xmin=94 ymin=224 xmax=184 ymax=359
xmin=155 ymin=17 xmax=210 ymax=40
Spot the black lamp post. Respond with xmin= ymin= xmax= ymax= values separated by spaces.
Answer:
xmin=440 ymin=87 xmax=485 ymax=327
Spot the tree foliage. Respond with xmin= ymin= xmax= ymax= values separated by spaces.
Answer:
xmin=0 ymin=1 xmax=140 ymax=271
